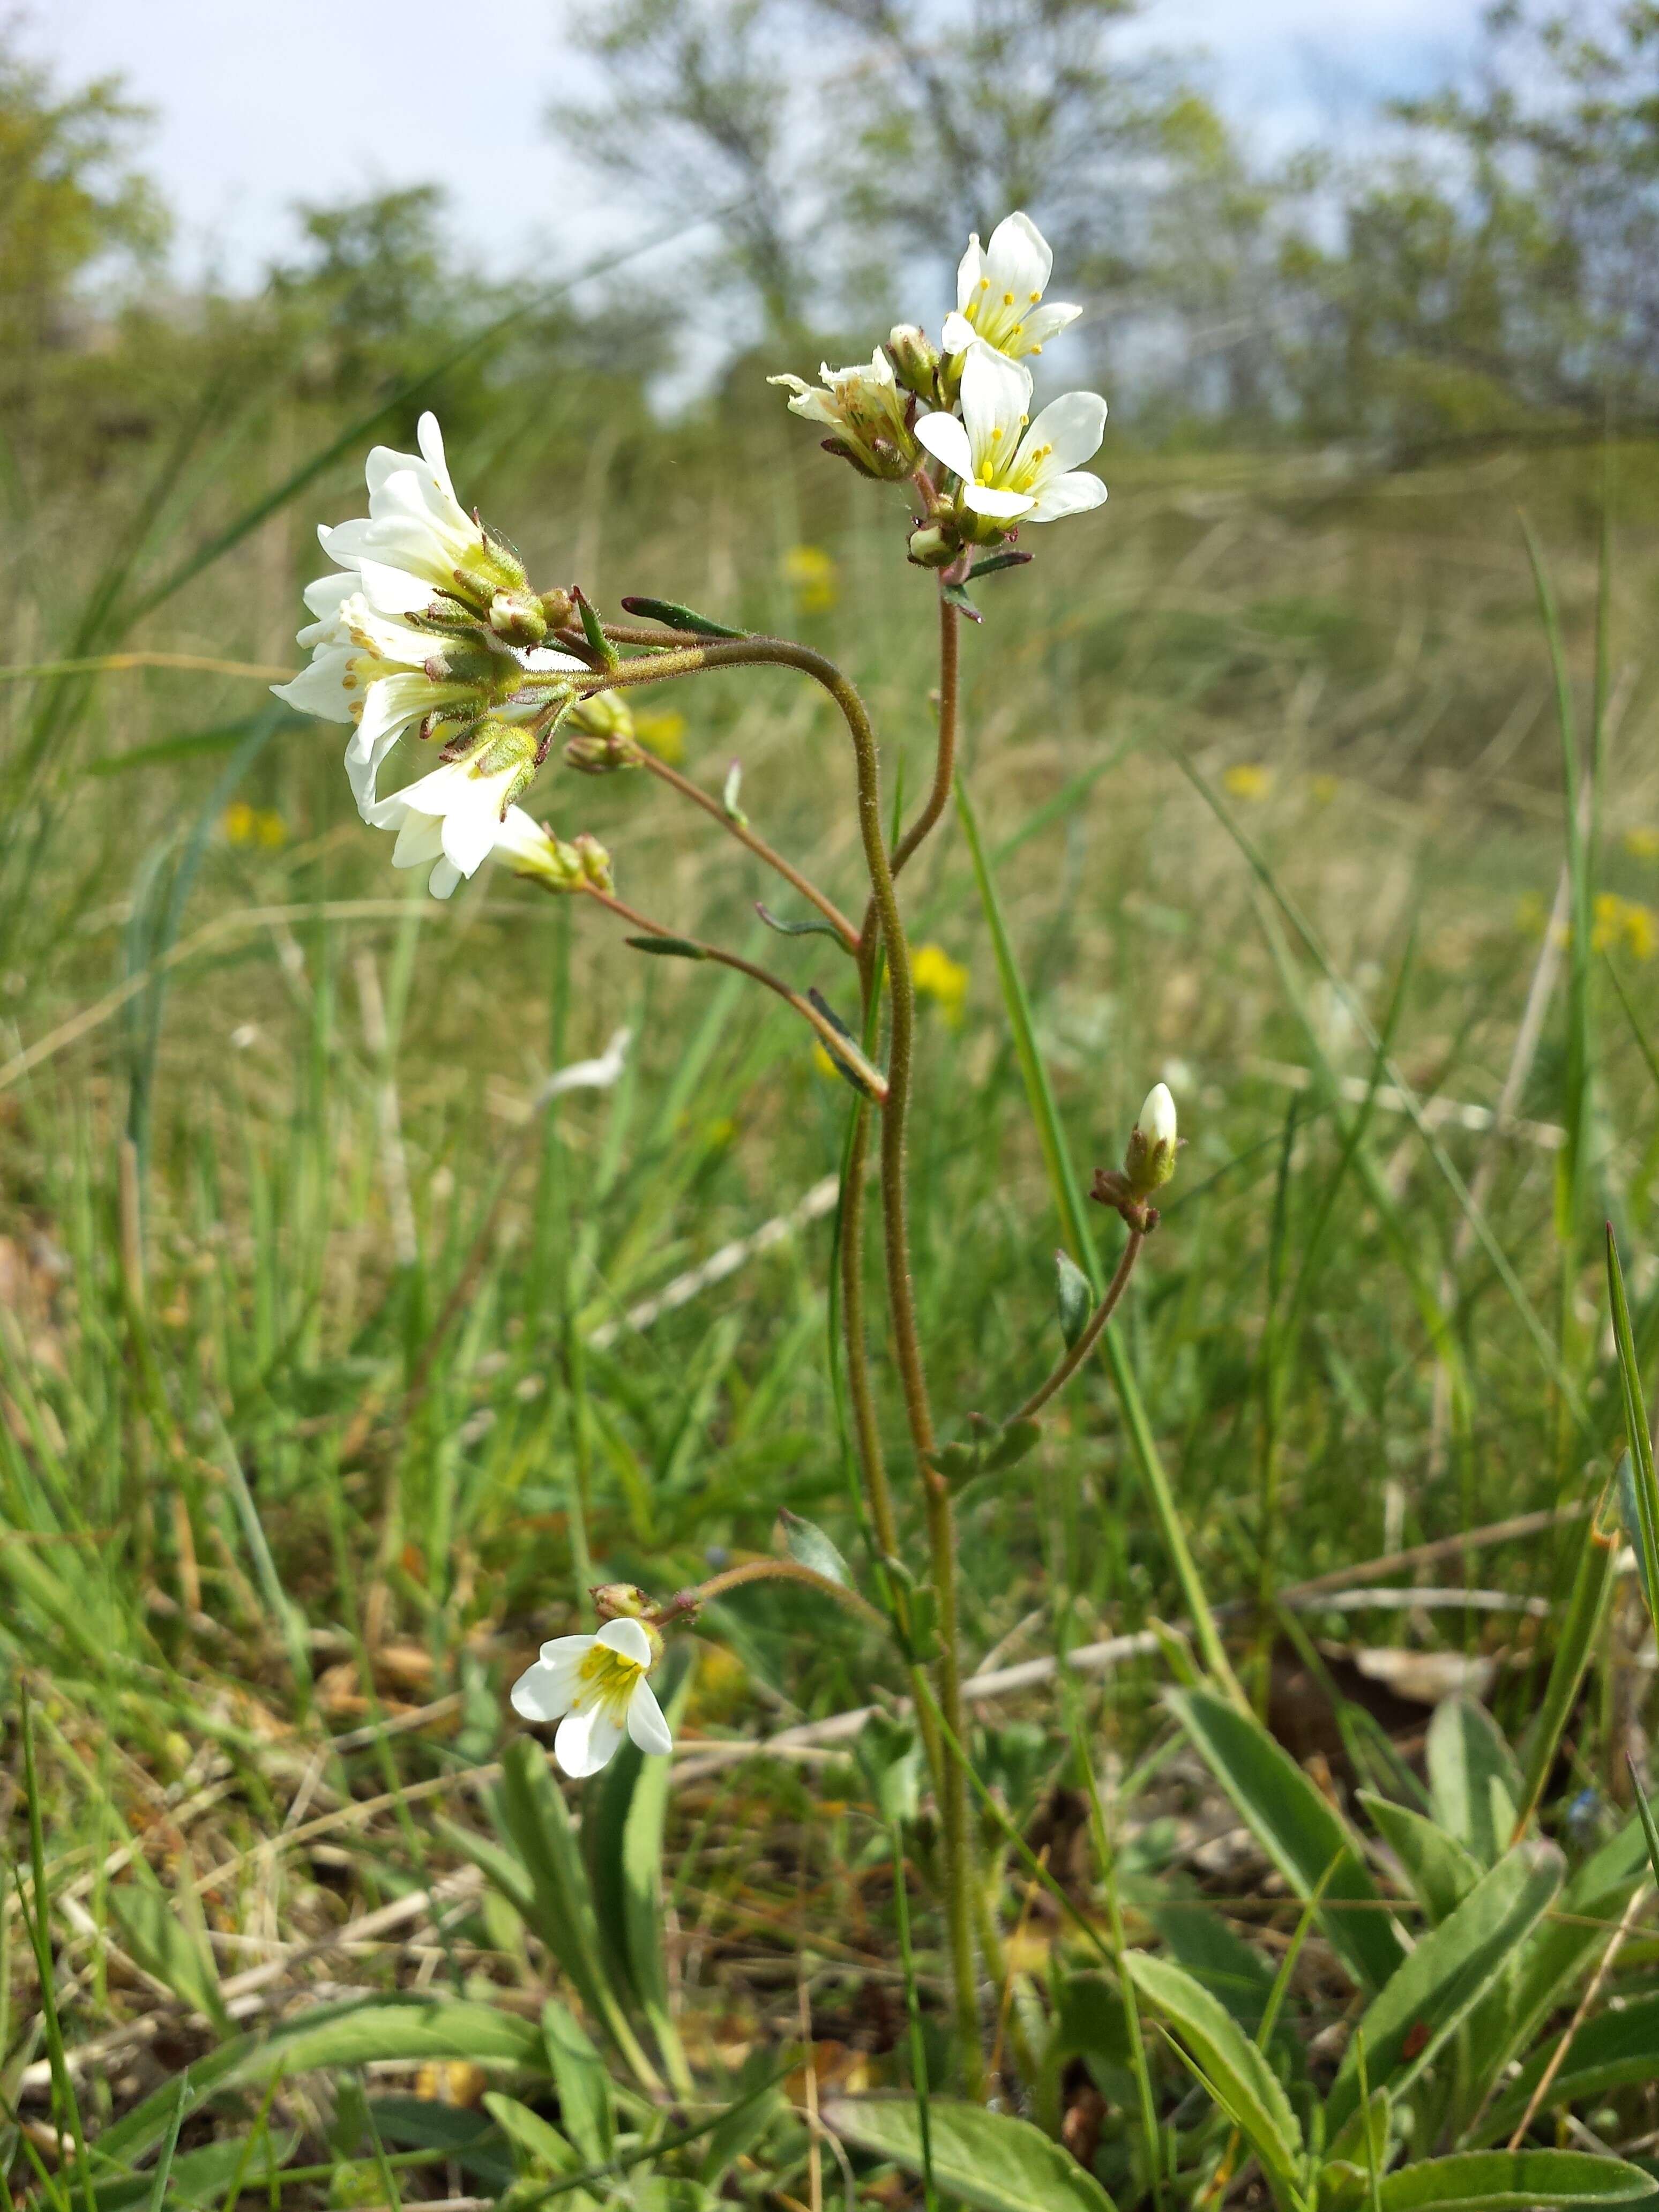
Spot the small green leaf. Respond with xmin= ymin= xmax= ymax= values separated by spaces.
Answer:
xmin=929 ymin=1441 xmax=980 ymax=1481
xmin=967 ymin=550 xmax=1033 ymax=582
xmin=823 ymin=2096 xmax=1115 ymax=2212
xmin=778 ymin=1507 xmax=854 ymax=1587
xmin=540 ymin=2001 xmax=614 ymax=2165
xmin=855 ymin=1712 xmax=921 ymax=1826
xmin=983 ymin=1418 xmax=1042 ymax=1475
xmin=573 ymin=587 xmax=619 ymax=668
xmin=620 ymin=594 xmax=748 ymax=639
xmin=625 ymin=936 xmax=707 ymax=960
xmin=1055 ymin=1249 xmax=1094 ymax=1349
xmin=756 ymin=901 xmax=850 ymax=948
xmin=941 ymin=580 xmax=983 ymax=622
xmin=1373 ymin=2151 xmax=1655 ymax=2212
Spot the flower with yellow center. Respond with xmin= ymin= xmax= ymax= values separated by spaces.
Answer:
xmin=510 ymin=1616 xmax=672 ymax=1777
xmin=941 ymin=212 xmax=1081 ymax=362
xmin=768 ymin=349 xmax=918 ymax=480
xmin=915 ymin=344 xmax=1105 ymax=534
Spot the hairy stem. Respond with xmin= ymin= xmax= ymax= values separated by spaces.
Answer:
xmin=891 ymin=593 xmax=961 ymax=881
xmin=661 ymin=1556 xmax=888 ymax=1632
xmin=631 ymin=745 xmax=860 ymax=951
xmin=1010 ymin=1232 xmax=1145 ymax=1425
xmin=578 ymin=883 xmax=886 ymax=1101
xmin=572 ymin=630 xmax=982 ymax=2083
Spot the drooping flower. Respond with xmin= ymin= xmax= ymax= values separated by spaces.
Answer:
xmin=941 ymin=212 xmax=1080 ymax=362
xmin=510 ymin=1615 xmax=673 ymax=1777
xmin=915 ymin=345 xmax=1106 ymax=535
xmin=362 ymin=723 xmax=544 ymax=899
xmin=768 ymin=349 xmax=918 ymax=480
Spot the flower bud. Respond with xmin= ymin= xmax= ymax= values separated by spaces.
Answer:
xmin=887 ymin=323 xmax=940 ymax=398
xmin=907 ymin=522 xmax=958 ymax=570
xmin=488 ymin=588 xmax=548 ymax=647
xmin=592 ymin=1583 xmax=665 ymax=1658
xmin=567 ymin=688 xmax=636 ymax=743
xmin=572 ymin=832 xmax=614 ymax=893
xmin=539 ymin=587 xmax=576 ymax=631
xmin=1123 ymin=1082 xmax=1179 ymax=1195
xmin=563 ymin=729 xmax=640 ymax=775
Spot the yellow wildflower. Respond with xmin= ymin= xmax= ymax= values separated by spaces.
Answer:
xmin=1590 ymin=893 xmax=1657 ymax=960
xmin=634 ymin=709 xmax=686 ymax=765
xmin=912 ymin=941 xmax=969 ymax=1027
xmin=1223 ymin=763 xmax=1271 ymax=803
xmin=1625 ymin=827 xmax=1659 ymax=860
xmin=223 ymin=800 xmax=257 ymax=845
xmin=256 ymin=810 xmax=287 ymax=849
xmin=783 ymin=543 xmax=839 ymax=615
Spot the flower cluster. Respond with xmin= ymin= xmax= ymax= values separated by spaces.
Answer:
xmin=770 ymin=211 xmax=1105 ymax=575
xmin=274 ymin=413 xmax=610 ymax=899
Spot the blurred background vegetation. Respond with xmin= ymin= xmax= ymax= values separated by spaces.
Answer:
xmin=8 ymin=0 xmax=1659 ymax=2171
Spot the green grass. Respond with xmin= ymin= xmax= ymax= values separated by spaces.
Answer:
xmin=5 ymin=392 xmax=1659 ymax=2201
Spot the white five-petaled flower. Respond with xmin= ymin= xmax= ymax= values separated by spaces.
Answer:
xmin=317 ymin=411 xmax=520 ymax=612
xmin=915 ymin=344 xmax=1106 ymax=530
xmin=941 ymin=212 xmax=1080 ymax=362
xmin=511 ymin=1616 xmax=673 ymax=1777
xmin=362 ymin=731 xmax=542 ymax=900
xmin=768 ymin=348 xmax=918 ymax=480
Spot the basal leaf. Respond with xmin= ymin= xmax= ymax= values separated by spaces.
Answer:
xmin=823 ymin=2095 xmax=1115 ymax=2212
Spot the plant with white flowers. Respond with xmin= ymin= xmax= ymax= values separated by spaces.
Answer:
xmin=272 ymin=211 xmax=1168 ymax=2095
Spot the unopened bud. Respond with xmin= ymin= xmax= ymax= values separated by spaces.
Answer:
xmin=567 ymin=688 xmax=635 ymax=743
xmin=488 ymin=588 xmax=548 ymax=647
xmin=591 ymin=1583 xmax=665 ymax=1660
xmin=572 ymin=832 xmax=614 ymax=893
xmin=539 ymin=587 xmax=576 ymax=631
xmin=907 ymin=522 xmax=957 ymax=570
xmin=887 ymin=323 xmax=940 ymax=398
xmin=1123 ymin=1082 xmax=1179 ymax=1195
xmin=563 ymin=729 xmax=639 ymax=775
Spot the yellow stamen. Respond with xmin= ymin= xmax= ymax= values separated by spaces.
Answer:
xmin=978 ymin=275 xmax=990 ymax=289
xmin=1029 ymin=289 xmax=1041 ymax=302
xmin=574 ymin=1640 xmax=646 ymax=1720
xmin=1003 ymin=290 xmax=1015 ymax=305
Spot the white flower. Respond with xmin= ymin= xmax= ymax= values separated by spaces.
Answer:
xmin=1141 ymin=1082 xmax=1177 ymax=1150
xmin=510 ymin=1616 xmax=673 ymax=1777
xmin=915 ymin=345 xmax=1106 ymax=529
xmin=941 ymin=212 xmax=1080 ymax=362
xmin=317 ymin=411 xmax=524 ymax=612
xmin=768 ymin=348 xmax=917 ymax=479
xmin=274 ymin=587 xmax=528 ymax=819
xmin=363 ymin=728 xmax=541 ymax=899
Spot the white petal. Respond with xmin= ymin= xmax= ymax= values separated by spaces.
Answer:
xmin=984 ymin=211 xmax=1052 ymax=304
xmin=626 ymin=1678 xmax=673 ymax=1757
xmin=1021 ymin=390 xmax=1107 ymax=475
xmin=1025 ymin=471 xmax=1107 ymax=522
xmin=596 ymin=1615 xmax=653 ymax=1667
xmin=1022 ymin=301 xmax=1081 ymax=349
xmin=417 ymin=412 xmax=458 ymax=506
xmin=512 ymin=1657 xmax=577 ymax=1723
xmin=954 ymin=231 xmax=986 ymax=312
xmin=391 ymin=810 xmax=445 ymax=870
xmin=539 ymin=1633 xmax=599 ymax=1667
xmin=518 ymin=647 xmax=588 ymax=674
xmin=439 ymin=793 xmax=500 ymax=879
xmin=962 ymin=484 xmax=1036 ymax=519
xmin=428 ymin=856 xmax=463 ymax=899
xmin=302 ymin=570 xmax=356 ymax=621
xmin=555 ymin=1704 xmax=622 ymax=1778
xmin=914 ymin=409 xmax=974 ymax=480
xmin=364 ymin=440 xmax=423 ymax=498
xmin=940 ymin=311 xmax=977 ymax=356
xmin=959 ymin=343 xmax=1032 ymax=456
xmin=273 ymin=656 xmax=354 ymax=723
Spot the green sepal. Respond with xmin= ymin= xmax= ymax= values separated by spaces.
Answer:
xmin=620 ymin=594 xmax=749 ymax=639
xmin=941 ymin=580 xmax=983 ymax=623
xmin=625 ymin=936 xmax=706 ymax=960
xmin=573 ymin=586 xmax=619 ymax=669
xmin=930 ymin=1441 xmax=980 ymax=1482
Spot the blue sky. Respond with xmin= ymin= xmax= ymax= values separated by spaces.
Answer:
xmin=46 ymin=0 xmax=1489 ymax=290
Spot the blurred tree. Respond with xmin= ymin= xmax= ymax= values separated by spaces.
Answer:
xmin=0 ymin=25 xmax=167 ymax=375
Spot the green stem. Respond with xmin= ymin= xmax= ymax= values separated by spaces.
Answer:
xmin=575 ymin=629 xmax=983 ymax=2087
xmin=890 ymin=593 xmax=961 ymax=880
xmin=1010 ymin=1231 xmax=1144 ymax=1424
xmin=662 ymin=1555 xmax=890 ymax=1632
xmin=579 ymin=883 xmax=887 ymax=1100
